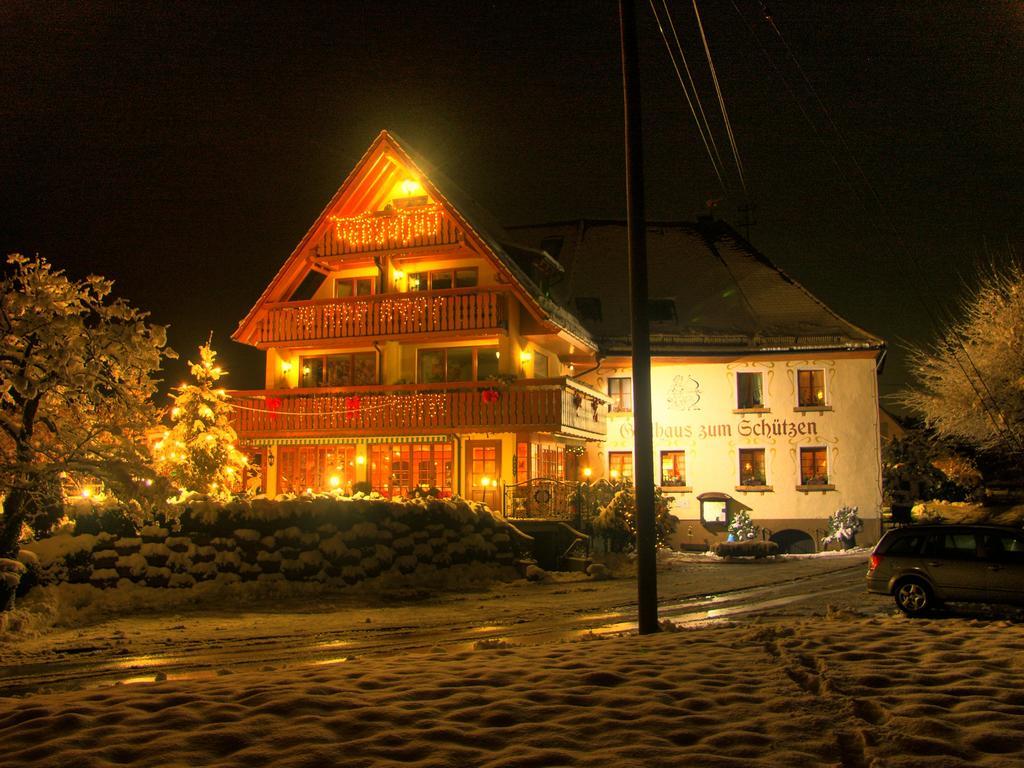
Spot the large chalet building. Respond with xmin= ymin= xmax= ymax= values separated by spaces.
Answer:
xmin=231 ymin=131 xmax=885 ymax=552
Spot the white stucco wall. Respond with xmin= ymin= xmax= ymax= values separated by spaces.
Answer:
xmin=581 ymin=353 xmax=884 ymax=546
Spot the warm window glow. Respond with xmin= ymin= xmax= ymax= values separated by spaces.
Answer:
xmin=739 ymin=448 xmax=767 ymax=486
xmin=660 ymin=450 xmax=686 ymax=486
xmin=608 ymin=451 xmax=633 ymax=481
xmin=797 ymin=369 xmax=827 ymax=407
xmin=800 ymin=447 xmax=829 ymax=485
xmin=608 ymin=377 xmax=632 ymax=412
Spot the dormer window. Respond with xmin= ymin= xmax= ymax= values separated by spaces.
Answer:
xmin=648 ymin=298 xmax=677 ymax=323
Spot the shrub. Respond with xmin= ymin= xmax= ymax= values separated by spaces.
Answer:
xmin=821 ymin=505 xmax=863 ymax=549
xmin=593 ymin=483 xmax=677 ymax=552
xmin=713 ymin=540 xmax=779 ymax=559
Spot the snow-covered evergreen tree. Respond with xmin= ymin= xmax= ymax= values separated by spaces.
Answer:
xmin=154 ymin=342 xmax=247 ymax=500
xmin=727 ymin=509 xmax=758 ymax=541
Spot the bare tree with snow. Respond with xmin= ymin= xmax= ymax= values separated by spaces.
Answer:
xmin=0 ymin=255 xmax=172 ymax=608
xmin=900 ymin=262 xmax=1024 ymax=458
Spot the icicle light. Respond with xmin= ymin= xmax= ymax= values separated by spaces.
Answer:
xmin=329 ymin=205 xmax=442 ymax=247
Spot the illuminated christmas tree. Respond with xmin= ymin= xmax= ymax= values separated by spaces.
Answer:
xmin=153 ymin=341 xmax=248 ymax=500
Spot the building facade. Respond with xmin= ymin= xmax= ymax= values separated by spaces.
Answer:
xmin=232 ymin=132 xmax=885 ymax=552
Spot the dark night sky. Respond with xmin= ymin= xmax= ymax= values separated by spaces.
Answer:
xmin=2 ymin=1 xmax=1022 ymax=408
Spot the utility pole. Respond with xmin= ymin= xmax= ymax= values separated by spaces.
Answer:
xmin=619 ymin=0 xmax=659 ymax=635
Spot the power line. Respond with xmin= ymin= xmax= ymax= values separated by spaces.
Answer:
xmin=692 ymin=0 xmax=748 ymax=199
xmin=658 ymin=0 xmax=728 ymax=186
xmin=749 ymin=2 xmax=1024 ymax=456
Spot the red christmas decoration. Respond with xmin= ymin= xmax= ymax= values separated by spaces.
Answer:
xmin=481 ymin=388 xmax=500 ymax=404
xmin=265 ymin=396 xmax=282 ymax=422
xmin=344 ymin=395 xmax=362 ymax=417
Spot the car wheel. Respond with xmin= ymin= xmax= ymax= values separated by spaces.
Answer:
xmin=894 ymin=578 xmax=932 ymax=616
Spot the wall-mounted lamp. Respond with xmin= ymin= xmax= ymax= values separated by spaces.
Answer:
xmin=393 ymin=269 xmax=406 ymax=280
xmin=519 ymin=350 xmax=532 ymax=364
xmin=356 ymin=454 xmax=366 ymax=465
xmin=328 ymin=475 xmax=341 ymax=488
xmin=583 ymin=467 xmax=592 ymax=479
xmin=281 ymin=361 xmax=293 ymax=374
xmin=267 ymin=452 xmax=275 ymax=468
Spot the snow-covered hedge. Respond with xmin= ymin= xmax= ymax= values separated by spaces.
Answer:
xmin=713 ymin=540 xmax=779 ymax=559
xmin=23 ymin=495 xmax=529 ymax=592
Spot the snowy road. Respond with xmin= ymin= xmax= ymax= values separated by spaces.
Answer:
xmin=0 ymin=554 xmax=882 ymax=695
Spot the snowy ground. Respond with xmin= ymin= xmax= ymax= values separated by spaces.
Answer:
xmin=3 ymin=552 xmax=1024 ymax=767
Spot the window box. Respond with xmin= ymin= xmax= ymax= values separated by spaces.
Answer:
xmin=735 ymin=485 xmax=774 ymax=493
xmin=797 ymin=484 xmax=836 ymax=493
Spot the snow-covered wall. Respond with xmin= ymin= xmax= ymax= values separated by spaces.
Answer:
xmin=24 ymin=496 xmax=526 ymax=592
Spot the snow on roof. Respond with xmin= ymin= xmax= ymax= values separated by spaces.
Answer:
xmin=508 ymin=219 xmax=885 ymax=357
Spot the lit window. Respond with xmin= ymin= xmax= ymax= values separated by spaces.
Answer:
xmin=369 ymin=442 xmax=454 ymax=499
xmin=608 ymin=451 xmax=633 ymax=481
xmin=408 ymin=268 xmax=477 ymax=292
xmin=797 ymin=369 xmax=827 ymax=407
xmin=739 ymin=448 xmax=767 ymax=487
xmin=660 ymin=451 xmax=686 ymax=486
xmin=300 ymin=352 xmax=376 ymax=387
xmin=799 ymin=447 xmax=829 ymax=486
xmin=736 ymin=372 xmax=764 ymax=409
xmin=334 ymin=277 xmax=375 ymax=298
xmin=608 ymin=377 xmax=632 ymax=413
xmin=416 ymin=347 xmax=499 ymax=384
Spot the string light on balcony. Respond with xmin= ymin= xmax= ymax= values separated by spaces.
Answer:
xmin=228 ymin=391 xmax=450 ymax=421
xmin=328 ymin=205 xmax=442 ymax=247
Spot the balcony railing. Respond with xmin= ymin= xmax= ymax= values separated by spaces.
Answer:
xmin=230 ymin=378 xmax=607 ymax=440
xmin=255 ymin=288 xmax=507 ymax=347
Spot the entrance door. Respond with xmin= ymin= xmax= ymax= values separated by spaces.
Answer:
xmin=466 ymin=440 xmax=502 ymax=509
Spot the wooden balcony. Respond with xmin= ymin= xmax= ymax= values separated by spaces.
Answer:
xmin=254 ymin=288 xmax=507 ymax=348
xmin=230 ymin=378 xmax=607 ymax=441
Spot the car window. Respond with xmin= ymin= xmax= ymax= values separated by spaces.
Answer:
xmin=885 ymin=534 xmax=926 ymax=556
xmin=987 ymin=533 xmax=1024 ymax=563
xmin=923 ymin=532 xmax=978 ymax=560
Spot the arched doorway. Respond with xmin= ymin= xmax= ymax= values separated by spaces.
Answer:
xmin=771 ymin=529 xmax=815 ymax=554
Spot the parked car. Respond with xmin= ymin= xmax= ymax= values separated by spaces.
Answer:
xmin=866 ymin=524 xmax=1024 ymax=615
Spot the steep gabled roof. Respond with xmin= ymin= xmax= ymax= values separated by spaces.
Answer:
xmin=233 ymin=131 xmax=595 ymax=351
xmin=508 ymin=219 xmax=884 ymax=356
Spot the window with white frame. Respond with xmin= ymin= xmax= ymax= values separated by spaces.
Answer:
xmin=799 ymin=447 xmax=829 ymax=486
xmin=797 ymin=369 xmax=827 ymax=407
xmin=738 ymin=448 xmax=767 ymax=487
xmin=736 ymin=371 xmax=764 ymax=409
xmin=660 ymin=450 xmax=686 ymax=486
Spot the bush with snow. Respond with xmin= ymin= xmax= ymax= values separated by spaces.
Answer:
xmin=820 ymin=505 xmax=863 ymax=550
